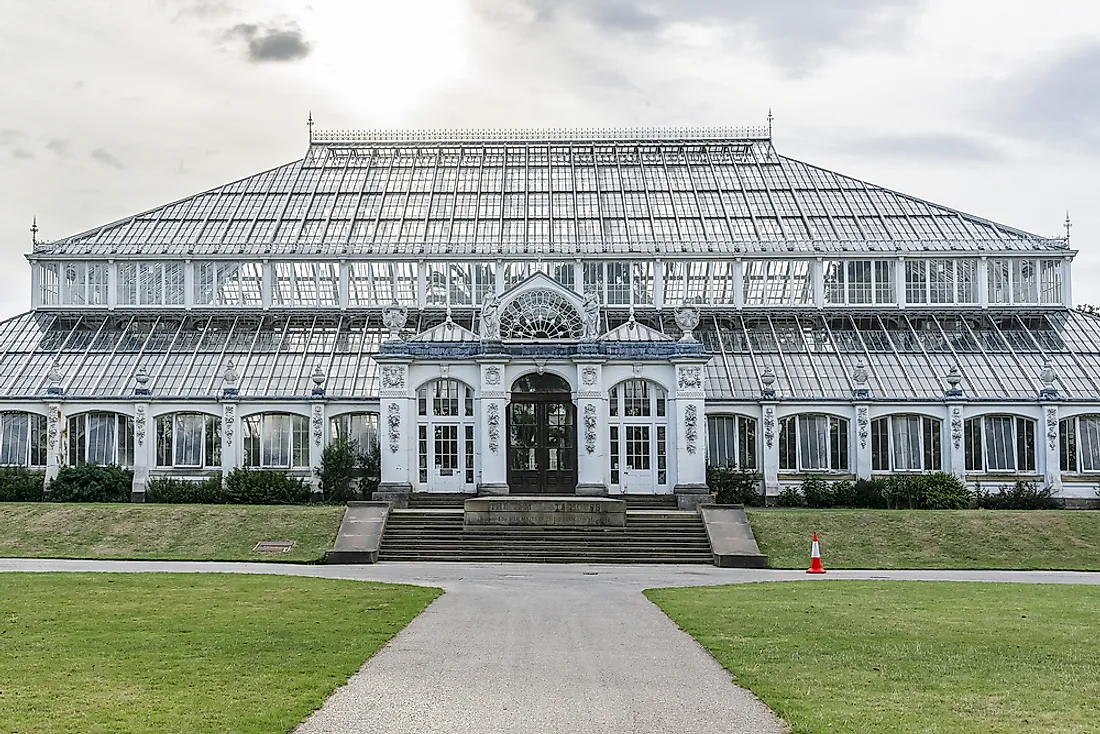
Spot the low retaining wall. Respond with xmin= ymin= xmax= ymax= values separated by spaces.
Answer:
xmin=464 ymin=496 xmax=627 ymax=528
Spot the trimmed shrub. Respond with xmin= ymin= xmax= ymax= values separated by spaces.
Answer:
xmin=853 ymin=478 xmax=887 ymax=509
xmin=916 ymin=472 xmax=971 ymax=510
xmin=0 ymin=467 xmax=46 ymax=502
xmin=831 ymin=479 xmax=858 ymax=508
xmin=48 ymin=464 xmax=133 ymax=503
xmin=776 ymin=487 xmax=803 ymax=507
xmin=975 ymin=481 xmax=1063 ymax=510
xmin=882 ymin=476 xmax=920 ymax=509
xmin=800 ymin=476 xmax=835 ymax=508
xmin=707 ymin=464 xmax=764 ymax=506
xmin=223 ymin=468 xmax=310 ymax=505
xmin=146 ymin=474 xmax=224 ymax=504
xmin=319 ymin=438 xmax=361 ymax=504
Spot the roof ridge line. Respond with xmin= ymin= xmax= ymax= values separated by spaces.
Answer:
xmin=310 ymin=126 xmax=771 ymax=144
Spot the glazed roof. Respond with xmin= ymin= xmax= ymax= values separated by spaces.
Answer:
xmin=34 ymin=127 xmax=1066 ymax=259
xmin=2 ymin=308 xmax=1098 ymax=400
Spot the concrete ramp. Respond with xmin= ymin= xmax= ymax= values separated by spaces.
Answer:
xmin=699 ymin=505 xmax=768 ymax=568
xmin=324 ymin=502 xmax=390 ymax=564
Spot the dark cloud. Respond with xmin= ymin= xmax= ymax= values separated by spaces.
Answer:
xmin=225 ymin=21 xmax=311 ymax=63
xmin=498 ymin=0 xmax=927 ymax=75
xmin=11 ymin=148 xmax=34 ymax=160
xmin=90 ymin=148 xmax=125 ymax=169
xmin=45 ymin=138 xmax=70 ymax=156
xmin=826 ymin=131 xmax=1004 ymax=163
xmin=989 ymin=41 xmax=1100 ymax=153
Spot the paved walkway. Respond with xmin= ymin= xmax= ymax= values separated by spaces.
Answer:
xmin=4 ymin=560 xmax=1099 ymax=734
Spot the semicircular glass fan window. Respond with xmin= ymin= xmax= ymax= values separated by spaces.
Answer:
xmin=499 ymin=289 xmax=585 ymax=341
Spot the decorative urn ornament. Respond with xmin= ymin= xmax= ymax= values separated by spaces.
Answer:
xmin=674 ymin=303 xmax=700 ymax=342
xmin=382 ymin=301 xmax=408 ymax=341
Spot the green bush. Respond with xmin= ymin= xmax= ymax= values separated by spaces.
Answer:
xmin=830 ymin=479 xmax=858 ymax=508
xmin=706 ymin=464 xmax=764 ymax=506
xmin=800 ymin=476 xmax=835 ymax=508
xmin=0 ymin=467 xmax=46 ymax=502
xmin=975 ymin=481 xmax=1063 ymax=510
xmin=318 ymin=438 xmax=362 ymax=504
xmin=48 ymin=464 xmax=133 ymax=503
xmin=915 ymin=472 xmax=971 ymax=510
xmin=146 ymin=474 xmax=224 ymax=504
xmin=776 ymin=487 xmax=803 ymax=507
xmin=853 ymin=478 xmax=886 ymax=509
xmin=223 ymin=468 xmax=310 ymax=505
xmin=882 ymin=475 xmax=920 ymax=509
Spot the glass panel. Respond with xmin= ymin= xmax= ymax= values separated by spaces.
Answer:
xmin=798 ymin=415 xmax=828 ymax=471
xmin=261 ymin=413 xmax=291 ymax=467
xmin=984 ymin=416 xmax=1014 ymax=471
xmin=0 ymin=413 xmax=29 ymax=465
xmin=891 ymin=415 xmax=922 ymax=471
xmin=509 ymin=403 xmax=537 ymax=471
xmin=174 ymin=413 xmax=204 ymax=467
xmin=1078 ymin=417 xmax=1100 ymax=472
xmin=625 ymin=426 xmax=650 ymax=470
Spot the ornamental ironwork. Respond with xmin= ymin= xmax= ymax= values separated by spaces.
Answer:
xmin=498 ymin=289 xmax=585 ymax=341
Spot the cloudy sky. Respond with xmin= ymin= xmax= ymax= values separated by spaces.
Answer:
xmin=1 ymin=0 xmax=1097 ymax=317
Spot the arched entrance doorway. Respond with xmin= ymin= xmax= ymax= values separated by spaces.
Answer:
xmin=507 ymin=373 xmax=577 ymax=494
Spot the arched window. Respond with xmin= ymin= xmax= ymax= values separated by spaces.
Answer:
xmin=778 ymin=414 xmax=849 ymax=472
xmin=155 ymin=413 xmax=221 ymax=468
xmin=870 ymin=415 xmax=942 ymax=472
xmin=0 ymin=412 xmax=47 ymax=466
xmin=416 ymin=380 xmax=475 ymax=490
xmin=242 ymin=413 xmax=309 ymax=469
xmin=965 ymin=415 xmax=1036 ymax=472
xmin=706 ymin=415 xmax=757 ymax=469
xmin=608 ymin=380 xmax=668 ymax=491
xmin=68 ymin=412 xmax=134 ymax=466
xmin=330 ymin=412 xmax=380 ymax=455
xmin=499 ymin=290 xmax=585 ymax=340
xmin=1059 ymin=415 xmax=1100 ymax=472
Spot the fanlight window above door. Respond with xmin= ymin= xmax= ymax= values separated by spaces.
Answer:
xmin=498 ymin=289 xmax=585 ymax=341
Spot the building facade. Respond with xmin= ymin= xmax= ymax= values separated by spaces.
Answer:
xmin=4 ymin=127 xmax=1100 ymax=507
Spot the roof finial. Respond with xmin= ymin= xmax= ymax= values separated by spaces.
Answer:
xmin=30 ymin=216 xmax=38 ymax=246
xmin=1065 ymin=210 xmax=1072 ymax=243
xmin=767 ymin=108 xmax=774 ymax=138
xmin=307 ymin=112 xmax=314 ymax=143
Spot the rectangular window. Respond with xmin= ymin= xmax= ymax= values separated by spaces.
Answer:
xmin=1060 ymin=418 xmax=1076 ymax=472
xmin=923 ymin=416 xmax=942 ymax=471
xmin=871 ymin=417 xmax=889 ymax=471
xmin=905 ymin=261 xmax=927 ymax=304
xmin=418 ymin=425 xmax=428 ymax=484
xmin=778 ymin=417 xmax=796 ymax=471
xmin=1012 ymin=260 xmax=1039 ymax=303
xmin=656 ymin=426 xmax=667 ymax=485
xmin=1040 ymin=260 xmax=1063 ymax=304
xmin=609 ymin=425 xmax=619 ymax=484
xmin=984 ymin=416 xmax=1014 ymax=471
xmin=1078 ymin=416 xmax=1100 ymax=472
xmin=988 ymin=260 xmax=1011 ymax=304
xmin=799 ymin=415 xmax=828 ymax=471
xmin=174 ymin=413 xmax=205 ymax=467
xmin=465 ymin=425 xmax=474 ymax=484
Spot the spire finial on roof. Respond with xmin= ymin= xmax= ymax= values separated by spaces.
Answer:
xmin=307 ymin=112 xmax=314 ymax=143
xmin=767 ymin=108 xmax=774 ymax=138
xmin=1065 ymin=210 xmax=1072 ymax=243
xmin=30 ymin=216 xmax=38 ymax=246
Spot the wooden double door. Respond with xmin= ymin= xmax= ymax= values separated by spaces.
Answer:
xmin=506 ymin=394 xmax=577 ymax=494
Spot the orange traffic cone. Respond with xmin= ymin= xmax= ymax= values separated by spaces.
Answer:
xmin=807 ymin=531 xmax=826 ymax=574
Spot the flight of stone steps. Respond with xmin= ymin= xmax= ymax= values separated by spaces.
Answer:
xmin=379 ymin=494 xmax=714 ymax=564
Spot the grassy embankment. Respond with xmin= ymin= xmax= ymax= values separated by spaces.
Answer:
xmin=0 ymin=503 xmax=346 ymax=562
xmin=648 ymin=581 xmax=1100 ymax=734
xmin=0 ymin=573 xmax=441 ymax=734
xmin=746 ymin=509 xmax=1100 ymax=570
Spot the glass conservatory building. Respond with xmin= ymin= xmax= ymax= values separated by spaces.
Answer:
xmin=4 ymin=126 xmax=1100 ymax=507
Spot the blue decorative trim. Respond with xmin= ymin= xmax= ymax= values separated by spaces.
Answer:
xmin=377 ymin=340 xmax=707 ymax=360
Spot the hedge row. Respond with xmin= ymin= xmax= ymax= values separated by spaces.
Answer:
xmin=776 ymin=474 xmax=1063 ymax=510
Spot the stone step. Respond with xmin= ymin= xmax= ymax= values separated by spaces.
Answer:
xmin=377 ymin=553 xmax=713 ymax=564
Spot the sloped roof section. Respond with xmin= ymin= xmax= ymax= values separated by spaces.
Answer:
xmin=35 ymin=128 xmax=1067 ymax=258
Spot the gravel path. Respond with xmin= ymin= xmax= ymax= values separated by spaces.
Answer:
xmin=5 ymin=560 xmax=1100 ymax=733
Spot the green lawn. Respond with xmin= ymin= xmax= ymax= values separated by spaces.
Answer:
xmin=0 ymin=573 xmax=440 ymax=734
xmin=747 ymin=509 xmax=1100 ymax=570
xmin=0 ymin=503 xmax=346 ymax=562
xmin=647 ymin=581 xmax=1100 ymax=734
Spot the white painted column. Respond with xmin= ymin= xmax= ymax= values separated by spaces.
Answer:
xmin=671 ymin=359 xmax=710 ymax=510
xmin=261 ymin=260 xmax=272 ymax=310
xmin=895 ymin=257 xmax=906 ymax=309
xmin=761 ymin=402 xmax=780 ymax=500
xmin=309 ymin=400 xmax=326 ymax=498
xmin=575 ymin=360 xmax=608 ymax=496
xmin=378 ymin=361 xmax=414 ymax=503
xmin=812 ymin=258 xmax=825 ymax=309
xmin=732 ymin=259 xmax=744 ymax=309
xmin=30 ymin=262 xmax=41 ymax=309
xmin=1042 ymin=402 xmax=1062 ymax=492
xmin=220 ymin=399 xmax=240 ymax=478
xmin=338 ymin=260 xmax=350 ymax=310
xmin=107 ymin=261 xmax=117 ymax=310
xmin=1062 ymin=258 xmax=1073 ymax=308
xmin=978 ymin=257 xmax=989 ymax=309
xmin=183 ymin=261 xmax=194 ymax=310
xmin=476 ymin=359 xmax=509 ymax=495
xmin=854 ymin=403 xmax=871 ymax=480
xmin=946 ymin=400 xmax=966 ymax=481
xmin=45 ymin=402 xmax=63 ymax=486
xmin=131 ymin=401 xmax=150 ymax=501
